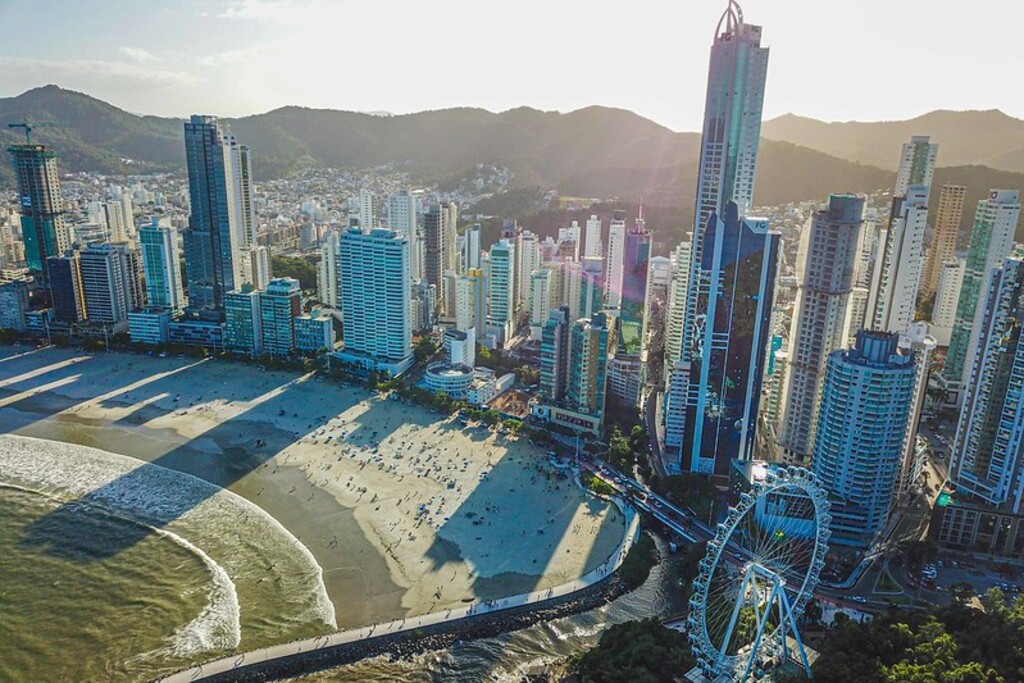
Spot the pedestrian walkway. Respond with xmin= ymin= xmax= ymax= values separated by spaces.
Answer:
xmin=162 ymin=484 xmax=640 ymax=682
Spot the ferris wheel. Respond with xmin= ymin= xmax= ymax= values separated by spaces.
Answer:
xmin=686 ymin=465 xmax=831 ymax=681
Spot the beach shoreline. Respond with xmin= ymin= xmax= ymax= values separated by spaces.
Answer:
xmin=0 ymin=346 xmax=627 ymax=633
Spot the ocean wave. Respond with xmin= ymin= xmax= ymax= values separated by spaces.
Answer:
xmin=0 ymin=434 xmax=336 ymax=640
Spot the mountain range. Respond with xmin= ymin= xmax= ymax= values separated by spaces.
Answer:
xmin=2 ymin=86 xmax=1024 ymax=240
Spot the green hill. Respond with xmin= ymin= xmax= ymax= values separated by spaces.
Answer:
xmin=2 ymin=85 xmax=1023 ymax=240
xmin=763 ymin=109 xmax=1024 ymax=173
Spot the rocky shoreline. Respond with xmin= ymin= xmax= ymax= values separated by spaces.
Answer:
xmin=189 ymin=568 xmax=636 ymax=682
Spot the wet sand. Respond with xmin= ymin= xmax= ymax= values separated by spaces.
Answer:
xmin=0 ymin=346 xmax=626 ymax=628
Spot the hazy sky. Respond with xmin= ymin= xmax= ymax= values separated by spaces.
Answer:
xmin=0 ymin=0 xmax=1019 ymax=131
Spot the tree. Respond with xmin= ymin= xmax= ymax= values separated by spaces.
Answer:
xmin=575 ymin=618 xmax=693 ymax=682
xmin=414 ymin=336 xmax=438 ymax=363
xmin=270 ymin=255 xmax=318 ymax=291
xmin=514 ymin=364 xmax=539 ymax=386
xmin=605 ymin=426 xmax=635 ymax=472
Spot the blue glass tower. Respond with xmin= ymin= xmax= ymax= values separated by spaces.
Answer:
xmin=183 ymin=115 xmax=237 ymax=313
xmin=682 ymin=202 xmax=779 ymax=475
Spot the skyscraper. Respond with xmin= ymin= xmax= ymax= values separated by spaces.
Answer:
xmin=463 ymin=224 xmax=481 ymax=272
xmin=939 ymin=259 xmax=1024 ymax=554
xmin=104 ymin=201 xmax=128 ymax=243
xmin=619 ymin=209 xmax=651 ymax=351
xmin=528 ymin=269 xmax=552 ymax=340
xmin=539 ymin=306 xmax=571 ymax=405
xmin=139 ymin=221 xmax=185 ymax=311
xmin=604 ymin=210 xmax=626 ymax=309
xmin=47 ymin=251 xmax=86 ymax=324
xmin=318 ymin=229 xmax=340 ymax=309
xmin=487 ymin=239 xmax=516 ymax=346
xmin=778 ymin=194 xmax=865 ymax=464
xmin=679 ymin=201 xmax=779 ymax=475
xmin=921 ymin=184 xmax=967 ymax=299
xmin=812 ymin=331 xmax=917 ymax=547
xmin=866 ymin=136 xmax=938 ymax=334
xmin=567 ymin=312 xmax=617 ymax=422
xmin=7 ymin=144 xmax=69 ymax=287
xmin=182 ymin=115 xmax=250 ymax=313
xmin=681 ymin=0 xmax=769 ymax=365
xmin=79 ymin=242 xmax=141 ymax=329
xmin=662 ymin=239 xmax=691 ymax=383
xmin=359 ymin=188 xmax=376 ymax=229
xmin=259 ymin=277 xmax=301 ymax=357
xmin=692 ymin=0 xmax=768 ymax=253
xmin=517 ymin=230 xmax=540 ymax=315
xmin=943 ymin=189 xmax=1021 ymax=399
xmin=337 ymin=227 xmax=412 ymax=373
xmin=584 ymin=215 xmax=602 ymax=258
xmin=423 ymin=203 xmax=453 ymax=314
xmin=224 ymin=290 xmax=263 ymax=356
xmin=388 ymin=190 xmax=420 ymax=282
xmin=930 ymin=259 xmax=965 ymax=346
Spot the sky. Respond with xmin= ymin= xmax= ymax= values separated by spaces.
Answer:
xmin=0 ymin=0 xmax=1020 ymax=132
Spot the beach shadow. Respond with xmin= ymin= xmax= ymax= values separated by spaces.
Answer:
xmin=422 ymin=446 xmax=624 ymax=600
xmin=19 ymin=370 xmax=360 ymax=562
xmin=0 ymin=349 xmax=98 ymax=428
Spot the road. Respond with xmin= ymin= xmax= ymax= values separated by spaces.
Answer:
xmin=564 ymin=442 xmax=903 ymax=613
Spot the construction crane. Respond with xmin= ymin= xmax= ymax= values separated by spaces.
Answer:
xmin=7 ymin=120 xmax=62 ymax=145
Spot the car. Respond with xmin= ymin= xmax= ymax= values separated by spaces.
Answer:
xmin=851 ymin=596 xmax=867 ymax=604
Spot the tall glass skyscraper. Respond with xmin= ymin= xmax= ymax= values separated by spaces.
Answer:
xmin=681 ymin=202 xmax=779 ymax=475
xmin=139 ymin=221 xmax=185 ymax=311
xmin=7 ymin=144 xmax=69 ymax=287
xmin=619 ymin=210 xmax=651 ymax=351
xmin=683 ymin=0 xmax=768 ymax=359
xmin=183 ymin=115 xmax=246 ymax=313
xmin=943 ymin=189 xmax=1021 ymax=392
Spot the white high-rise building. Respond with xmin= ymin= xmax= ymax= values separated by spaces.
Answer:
xmin=584 ymin=215 xmax=602 ymax=258
xmin=944 ymin=189 xmax=1021 ymax=390
xmin=778 ymin=194 xmax=865 ymax=464
xmin=119 ymin=192 xmax=135 ymax=239
xmin=487 ymin=239 xmax=516 ymax=346
xmin=866 ymin=136 xmax=938 ymax=334
xmin=517 ymin=230 xmax=540 ymax=315
xmin=138 ymin=221 xmax=185 ymax=311
xmin=812 ymin=331 xmax=918 ymax=547
xmin=104 ymin=201 xmax=128 ymax=242
xmin=662 ymin=240 xmax=691 ymax=383
xmin=604 ymin=212 xmax=626 ymax=308
xmin=529 ymin=269 xmax=552 ymax=340
xmin=463 ymin=224 xmax=481 ymax=272
xmin=319 ymin=229 xmax=340 ymax=309
xmin=388 ymin=190 xmax=420 ymax=282
xmin=897 ymin=322 xmax=937 ymax=498
xmin=560 ymin=220 xmax=581 ymax=261
xmin=337 ymin=227 xmax=412 ymax=374
xmin=359 ymin=188 xmax=376 ymax=229
xmin=930 ymin=259 xmax=965 ymax=346
xmin=949 ymin=259 xmax=1024 ymax=513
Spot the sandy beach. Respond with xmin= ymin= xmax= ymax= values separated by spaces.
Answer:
xmin=0 ymin=345 xmax=626 ymax=631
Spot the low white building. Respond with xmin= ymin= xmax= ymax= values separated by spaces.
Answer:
xmin=466 ymin=368 xmax=515 ymax=406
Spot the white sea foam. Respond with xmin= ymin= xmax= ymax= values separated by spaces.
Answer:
xmin=154 ymin=527 xmax=241 ymax=655
xmin=0 ymin=434 xmax=336 ymax=650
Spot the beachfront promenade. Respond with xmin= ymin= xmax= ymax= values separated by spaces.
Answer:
xmin=163 ymin=489 xmax=640 ymax=682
